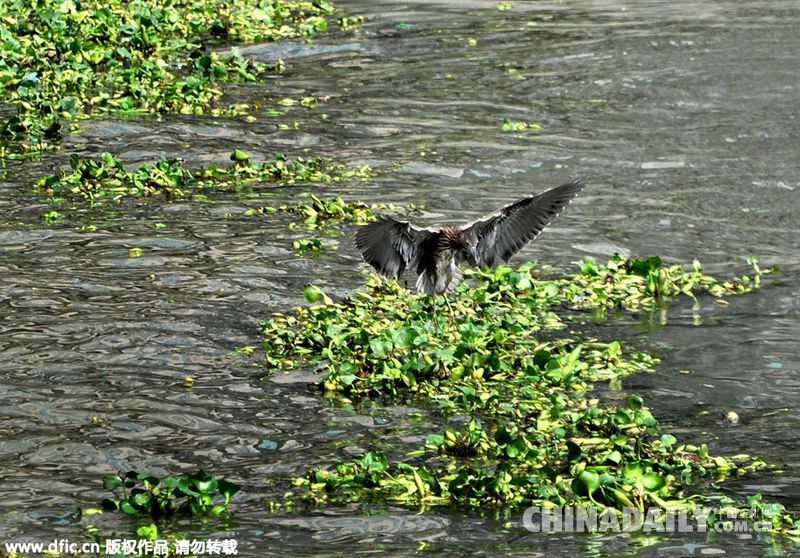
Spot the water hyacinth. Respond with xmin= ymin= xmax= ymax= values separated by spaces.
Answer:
xmin=35 ymin=150 xmax=373 ymax=202
xmin=101 ymin=469 xmax=240 ymax=518
xmin=260 ymin=256 xmax=798 ymax=536
xmin=260 ymin=257 xmax=763 ymax=391
xmin=0 ymin=0 xmax=361 ymax=152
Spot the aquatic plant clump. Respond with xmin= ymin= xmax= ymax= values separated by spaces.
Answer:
xmin=261 ymin=257 xmax=763 ymax=389
xmin=101 ymin=469 xmax=240 ymax=518
xmin=35 ymin=150 xmax=372 ymax=202
xmin=260 ymin=257 xmax=797 ymax=535
xmin=502 ymin=118 xmax=542 ymax=132
xmin=283 ymin=194 xmax=385 ymax=230
xmin=0 ymin=0 xmax=360 ymax=151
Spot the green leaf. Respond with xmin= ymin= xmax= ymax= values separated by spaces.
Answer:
xmin=369 ymin=338 xmax=392 ymax=358
xmin=572 ymin=469 xmax=601 ymax=496
xmin=161 ymin=476 xmax=179 ymax=488
xmin=136 ymin=523 xmax=158 ymax=540
xmin=389 ymin=327 xmax=415 ymax=349
xmin=626 ymin=395 xmax=643 ymax=410
xmin=103 ymin=475 xmax=123 ymax=490
xmin=231 ymin=149 xmax=249 ymax=162
xmin=101 ymin=498 xmax=119 ymax=511
xmin=218 ymin=479 xmax=240 ymax=500
xmin=210 ymin=505 xmax=227 ymax=516
xmin=425 ymin=434 xmax=444 ymax=446
xmin=189 ymin=470 xmax=216 ymax=494
xmin=136 ymin=472 xmax=159 ymax=486
xmin=335 ymin=361 xmax=357 ymax=386
xmin=303 ymin=284 xmax=324 ymax=303
xmin=360 ymin=451 xmax=388 ymax=474
xmin=630 ymin=256 xmax=663 ymax=276
xmin=506 ymin=436 xmax=526 ymax=458
xmin=622 ymin=462 xmax=643 ymax=481
xmin=611 ymin=488 xmax=636 ymax=508
xmin=605 ymin=450 xmax=622 ymax=464
xmin=178 ymin=476 xmax=200 ymax=497
xmin=133 ymin=492 xmax=151 ymax=506
xmin=642 ymin=472 xmax=666 ymax=492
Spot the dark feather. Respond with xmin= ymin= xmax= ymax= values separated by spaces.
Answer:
xmin=355 ymin=177 xmax=587 ymax=294
xmin=463 ymin=177 xmax=588 ymax=266
xmin=354 ymin=217 xmax=429 ymax=279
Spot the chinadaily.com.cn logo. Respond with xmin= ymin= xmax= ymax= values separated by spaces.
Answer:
xmin=521 ymin=506 xmax=775 ymax=533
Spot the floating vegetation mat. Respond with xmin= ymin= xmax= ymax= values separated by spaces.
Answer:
xmin=260 ymin=256 xmax=799 ymax=537
xmin=32 ymin=150 xmax=379 ymax=256
xmin=0 ymin=0 xmax=361 ymax=153
xmin=35 ymin=150 xmax=373 ymax=203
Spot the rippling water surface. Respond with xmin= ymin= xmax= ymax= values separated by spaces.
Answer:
xmin=1 ymin=1 xmax=799 ymax=556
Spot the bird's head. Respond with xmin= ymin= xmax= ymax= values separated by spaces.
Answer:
xmin=443 ymin=227 xmax=479 ymax=266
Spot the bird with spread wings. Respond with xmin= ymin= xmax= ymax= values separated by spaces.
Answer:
xmin=355 ymin=177 xmax=588 ymax=295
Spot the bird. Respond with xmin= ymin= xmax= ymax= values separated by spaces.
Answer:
xmin=355 ymin=177 xmax=588 ymax=295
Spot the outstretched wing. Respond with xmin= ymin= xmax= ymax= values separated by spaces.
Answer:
xmin=355 ymin=217 xmax=431 ymax=279
xmin=462 ymin=177 xmax=588 ymax=267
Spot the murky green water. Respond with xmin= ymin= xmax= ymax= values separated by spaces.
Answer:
xmin=1 ymin=1 xmax=798 ymax=556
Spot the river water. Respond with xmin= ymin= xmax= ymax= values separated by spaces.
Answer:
xmin=1 ymin=0 xmax=798 ymax=556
